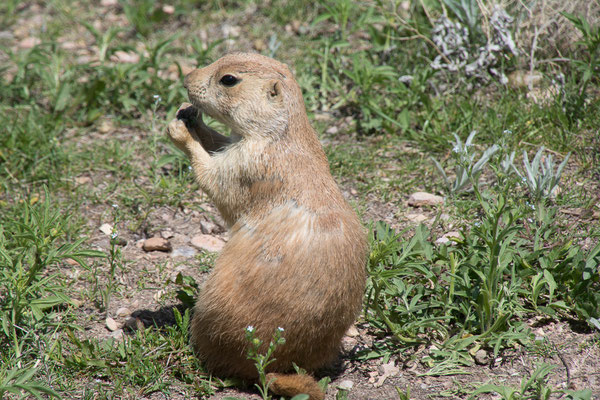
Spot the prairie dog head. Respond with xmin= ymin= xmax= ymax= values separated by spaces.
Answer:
xmin=184 ymin=53 xmax=298 ymax=138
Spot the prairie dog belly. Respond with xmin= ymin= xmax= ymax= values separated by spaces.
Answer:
xmin=190 ymin=201 xmax=364 ymax=377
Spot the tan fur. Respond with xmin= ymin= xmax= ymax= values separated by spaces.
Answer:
xmin=266 ymin=373 xmax=325 ymax=400
xmin=167 ymin=52 xmax=367 ymax=400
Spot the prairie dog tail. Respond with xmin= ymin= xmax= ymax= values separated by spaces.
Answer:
xmin=266 ymin=373 xmax=325 ymax=400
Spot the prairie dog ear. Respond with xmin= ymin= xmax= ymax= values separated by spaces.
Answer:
xmin=267 ymin=79 xmax=282 ymax=100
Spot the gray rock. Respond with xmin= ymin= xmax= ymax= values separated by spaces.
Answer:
xmin=375 ymin=361 xmax=400 ymax=387
xmin=408 ymin=192 xmax=444 ymax=207
xmin=200 ymin=220 xmax=218 ymax=234
xmin=406 ymin=213 xmax=428 ymax=223
xmin=0 ymin=31 xmax=14 ymax=40
xmin=110 ymin=329 xmax=124 ymax=340
xmin=345 ymin=325 xmax=360 ymax=337
xmin=115 ymin=307 xmax=131 ymax=317
xmin=105 ymin=317 xmax=119 ymax=331
xmin=172 ymin=246 xmax=197 ymax=258
xmin=161 ymin=229 xmax=174 ymax=239
xmin=190 ymin=234 xmax=225 ymax=253
xmin=99 ymin=223 xmax=113 ymax=236
xmin=435 ymin=231 xmax=461 ymax=245
xmin=337 ymin=380 xmax=354 ymax=390
xmin=474 ymin=349 xmax=488 ymax=365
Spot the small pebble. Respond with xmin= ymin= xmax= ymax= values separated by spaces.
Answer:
xmin=161 ymin=229 xmax=174 ymax=239
xmin=162 ymin=4 xmax=175 ymax=14
xmin=0 ymin=31 xmax=14 ymax=40
xmin=474 ymin=349 xmax=488 ymax=365
xmin=341 ymin=336 xmax=357 ymax=351
xmin=110 ymin=329 xmax=124 ymax=340
xmin=105 ymin=317 xmax=119 ymax=331
xmin=75 ymin=176 xmax=92 ymax=185
xmin=435 ymin=231 xmax=461 ymax=245
xmin=337 ymin=380 xmax=354 ymax=390
xmin=200 ymin=220 xmax=218 ymax=234
xmin=346 ymin=325 xmax=359 ymax=337
xmin=110 ymin=50 xmax=140 ymax=64
xmin=98 ymin=120 xmax=113 ymax=134
xmin=115 ymin=307 xmax=131 ymax=317
xmin=407 ymin=192 xmax=444 ymax=207
xmin=253 ymin=39 xmax=266 ymax=52
xmin=143 ymin=237 xmax=172 ymax=252
xmin=406 ymin=213 xmax=428 ymax=223
xmin=172 ymin=246 xmax=197 ymax=258
xmin=18 ymin=37 xmax=41 ymax=49
xmin=99 ymin=223 xmax=113 ymax=236
xmin=190 ymin=234 xmax=226 ymax=253
xmin=375 ymin=360 xmax=400 ymax=387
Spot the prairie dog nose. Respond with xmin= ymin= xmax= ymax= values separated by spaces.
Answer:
xmin=184 ymin=69 xmax=201 ymax=90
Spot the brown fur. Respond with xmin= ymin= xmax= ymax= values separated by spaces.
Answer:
xmin=166 ymin=52 xmax=367 ymax=400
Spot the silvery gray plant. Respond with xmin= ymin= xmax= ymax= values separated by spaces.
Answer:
xmin=513 ymin=147 xmax=571 ymax=201
xmin=432 ymin=130 xmax=500 ymax=194
xmin=430 ymin=3 xmax=518 ymax=84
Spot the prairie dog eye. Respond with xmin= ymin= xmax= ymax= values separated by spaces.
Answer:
xmin=220 ymin=74 xmax=239 ymax=87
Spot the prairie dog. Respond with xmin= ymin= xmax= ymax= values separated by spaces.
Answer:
xmin=167 ymin=53 xmax=367 ymax=400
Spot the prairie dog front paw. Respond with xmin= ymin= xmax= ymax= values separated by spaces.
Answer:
xmin=176 ymin=102 xmax=206 ymax=133
xmin=167 ymin=105 xmax=211 ymax=169
xmin=167 ymin=118 xmax=194 ymax=153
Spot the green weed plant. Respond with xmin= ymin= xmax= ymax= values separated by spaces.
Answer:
xmin=366 ymin=150 xmax=600 ymax=372
xmin=432 ymin=130 xmax=500 ymax=194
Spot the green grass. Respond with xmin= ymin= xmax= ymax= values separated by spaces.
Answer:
xmin=1 ymin=0 xmax=599 ymax=398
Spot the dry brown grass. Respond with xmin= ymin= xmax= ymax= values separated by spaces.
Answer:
xmin=467 ymin=0 xmax=599 ymax=70
xmin=512 ymin=0 xmax=600 ymax=63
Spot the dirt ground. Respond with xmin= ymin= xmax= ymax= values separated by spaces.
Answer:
xmin=73 ymin=190 xmax=600 ymax=399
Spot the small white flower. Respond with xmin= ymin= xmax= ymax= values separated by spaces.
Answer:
xmin=527 ymin=218 xmax=533 ymax=223
xmin=111 ymin=204 xmax=118 ymax=209
xmin=503 ymin=129 xmax=512 ymax=135
xmin=188 ymin=166 xmax=192 ymax=171
xmin=246 ymin=325 xmax=254 ymax=333
xmin=277 ymin=327 xmax=284 ymax=332
xmin=153 ymin=94 xmax=160 ymax=100
xmin=474 ymin=222 xmax=481 ymax=227
xmin=452 ymin=145 xmax=461 ymax=154
xmin=111 ymin=232 xmax=118 ymax=239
